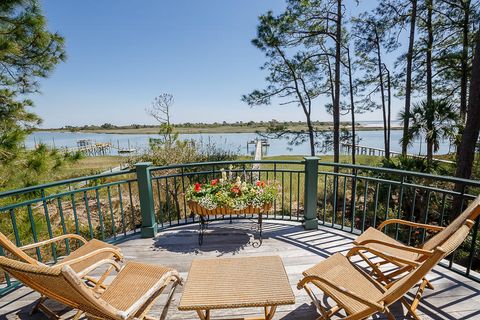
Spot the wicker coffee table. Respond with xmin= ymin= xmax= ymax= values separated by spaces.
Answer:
xmin=178 ymin=256 xmax=295 ymax=320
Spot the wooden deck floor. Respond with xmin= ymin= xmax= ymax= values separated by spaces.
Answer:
xmin=1 ymin=220 xmax=480 ymax=320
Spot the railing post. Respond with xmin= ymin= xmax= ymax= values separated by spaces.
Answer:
xmin=135 ymin=162 xmax=157 ymax=238
xmin=303 ymin=156 xmax=319 ymax=230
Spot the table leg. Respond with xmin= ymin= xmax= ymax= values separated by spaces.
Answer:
xmin=195 ymin=307 xmax=276 ymax=320
xmin=196 ymin=309 xmax=210 ymax=320
xmin=264 ymin=306 xmax=277 ymax=320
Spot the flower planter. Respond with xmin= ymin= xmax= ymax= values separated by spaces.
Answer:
xmin=187 ymin=201 xmax=272 ymax=216
xmin=187 ymin=201 xmax=272 ymax=245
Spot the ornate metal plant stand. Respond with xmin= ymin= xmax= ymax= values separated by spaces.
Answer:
xmin=187 ymin=201 xmax=271 ymax=246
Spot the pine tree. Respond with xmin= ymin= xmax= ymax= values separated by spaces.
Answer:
xmin=283 ymin=0 xmax=344 ymax=164
xmin=352 ymin=12 xmax=398 ymax=159
xmin=242 ymin=12 xmax=322 ymax=156
xmin=0 ymin=0 xmax=66 ymax=189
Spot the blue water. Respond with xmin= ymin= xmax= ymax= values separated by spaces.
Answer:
xmin=26 ymin=129 xmax=453 ymax=157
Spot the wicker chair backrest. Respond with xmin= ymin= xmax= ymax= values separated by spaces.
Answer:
xmin=0 ymin=256 xmax=120 ymax=319
xmin=422 ymin=195 xmax=480 ymax=251
xmin=0 ymin=232 xmax=39 ymax=265
xmin=383 ymin=222 xmax=472 ymax=305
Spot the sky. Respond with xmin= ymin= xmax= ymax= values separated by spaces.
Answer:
xmin=35 ymin=0 xmax=389 ymax=128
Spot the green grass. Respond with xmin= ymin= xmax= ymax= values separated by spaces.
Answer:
xmin=262 ymin=154 xmax=383 ymax=166
xmin=52 ymin=156 xmax=126 ymax=181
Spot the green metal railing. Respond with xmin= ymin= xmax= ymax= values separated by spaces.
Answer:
xmin=0 ymin=169 xmax=140 ymax=294
xmin=1 ymin=158 xmax=479 ymax=296
xmin=147 ymin=160 xmax=306 ymax=231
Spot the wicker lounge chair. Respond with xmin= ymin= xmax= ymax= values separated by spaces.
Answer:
xmin=0 ymin=255 xmax=182 ymax=320
xmin=298 ymin=220 xmax=473 ymax=320
xmin=0 ymin=232 xmax=123 ymax=318
xmin=349 ymin=195 xmax=480 ymax=284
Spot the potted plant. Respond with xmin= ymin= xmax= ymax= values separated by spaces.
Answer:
xmin=186 ymin=170 xmax=278 ymax=215
xmin=185 ymin=169 xmax=278 ymax=244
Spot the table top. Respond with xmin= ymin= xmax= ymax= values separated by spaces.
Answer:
xmin=178 ymin=256 xmax=295 ymax=311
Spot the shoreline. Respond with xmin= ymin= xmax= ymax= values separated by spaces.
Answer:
xmin=35 ymin=125 xmax=403 ymax=135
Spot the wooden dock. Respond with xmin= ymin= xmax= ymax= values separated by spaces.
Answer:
xmin=60 ymin=142 xmax=112 ymax=156
xmin=251 ymin=139 xmax=266 ymax=180
xmin=341 ymin=143 xmax=455 ymax=164
xmin=247 ymin=138 xmax=269 ymax=153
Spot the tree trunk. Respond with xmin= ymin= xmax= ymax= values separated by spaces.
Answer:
xmin=306 ymin=116 xmax=315 ymax=156
xmin=386 ymin=65 xmax=392 ymax=159
xmin=402 ymin=0 xmax=417 ymax=156
xmin=453 ymin=31 xmax=480 ymax=217
xmin=427 ymin=139 xmax=433 ymax=164
xmin=375 ymin=29 xmax=389 ymax=159
xmin=333 ymin=0 xmax=342 ymax=169
xmin=426 ymin=0 xmax=433 ymax=105
xmin=347 ymin=47 xmax=357 ymax=221
xmin=347 ymin=47 xmax=356 ymax=165
xmin=460 ymin=0 xmax=471 ymax=121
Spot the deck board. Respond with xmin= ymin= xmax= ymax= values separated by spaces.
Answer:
xmin=1 ymin=220 xmax=479 ymax=319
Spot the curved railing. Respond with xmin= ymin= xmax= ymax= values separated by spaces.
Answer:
xmin=1 ymin=159 xmax=479 ymax=295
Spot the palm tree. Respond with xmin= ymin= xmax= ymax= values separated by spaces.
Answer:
xmin=399 ymin=100 xmax=459 ymax=164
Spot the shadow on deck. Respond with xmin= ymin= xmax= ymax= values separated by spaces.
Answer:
xmin=1 ymin=220 xmax=480 ymax=319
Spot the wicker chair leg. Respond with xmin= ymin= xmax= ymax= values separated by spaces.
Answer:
xmin=72 ymin=309 xmax=84 ymax=320
xmin=400 ymin=298 xmax=422 ymax=320
xmin=423 ymin=277 xmax=434 ymax=290
xmin=385 ymin=309 xmax=397 ymax=320
xmin=133 ymin=277 xmax=181 ymax=320
xmin=30 ymin=296 xmax=45 ymax=316
xmin=30 ymin=296 xmax=60 ymax=320
xmin=397 ymin=277 xmax=429 ymax=320
xmin=158 ymin=279 xmax=181 ymax=320
xmin=302 ymin=283 xmax=342 ymax=319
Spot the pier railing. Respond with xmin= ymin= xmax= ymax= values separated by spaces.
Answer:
xmin=1 ymin=158 xmax=480 ymax=295
xmin=341 ymin=143 xmax=455 ymax=164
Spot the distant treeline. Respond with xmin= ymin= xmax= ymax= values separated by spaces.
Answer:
xmin=45 ymin=120 xmax=373 ymax=131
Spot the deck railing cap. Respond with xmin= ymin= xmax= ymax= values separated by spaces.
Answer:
xmin=135 ymin=162 xmax=153 ymax=167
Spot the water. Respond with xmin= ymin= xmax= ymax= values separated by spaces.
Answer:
xmin=26 ymin=129 xmax=454 ymax=157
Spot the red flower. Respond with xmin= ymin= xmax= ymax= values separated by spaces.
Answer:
xmin=211 ymin=179 xmax=218 ymax=186
xmin=231 ymin=186 xmax=241 ymax=194
xmin=194 ymin=183 xmax=202 ymax=192
xmin=256 ymin=181 xmax=266 ymax=188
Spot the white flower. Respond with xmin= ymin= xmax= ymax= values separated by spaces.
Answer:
xmin=198 ymin=196 xmax=217 ymax=210
xmin=241 ymin=181 xmax=248 ymax=191
xmin=220 ymin=168 xmax=227 ymax=181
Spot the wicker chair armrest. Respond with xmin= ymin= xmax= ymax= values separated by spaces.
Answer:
xmin=354 ymin=239 xmax=433 ymax=255
xmin=54 ymin=247 xmax=124 ymax=270
xmin=347 ymin=246 xmax=422 ymax=267
xmin=20 ymin=234 xmax=88 ymax=251
xmin=377 ymin=219 xmax=444 ymax=232
xmin=297 ymin=275 xmax=385 ymax=311
xmin=75 ymin=259 xmax=123 ymax=279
